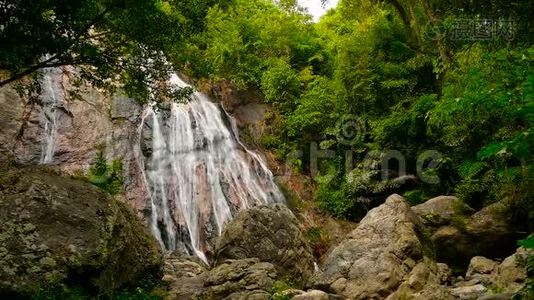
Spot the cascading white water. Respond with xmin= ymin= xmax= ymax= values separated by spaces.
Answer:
xmin=139 ymin=76 xmax=284 ymax=262
xmin=39 ymin=67 xmax=65 ymax=164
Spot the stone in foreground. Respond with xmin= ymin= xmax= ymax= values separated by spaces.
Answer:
xmin=0 ymin=168 xmax=162 ymax=297
xmin=313 ymin=194 xmax=425 ymax=299
xmin=214 ymin=204 xmax=314 ymax=286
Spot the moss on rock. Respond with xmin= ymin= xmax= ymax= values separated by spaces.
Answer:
xmin=0 ymin=167 xmax=162 ymax=298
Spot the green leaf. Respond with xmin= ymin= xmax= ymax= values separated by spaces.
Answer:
xmin=518 ymin=236 xmax=534 ymax=249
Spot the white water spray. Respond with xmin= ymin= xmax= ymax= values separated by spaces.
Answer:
xmin=39 ymin=67 xmax=65 ymax=164
xmin=139 ymin=76 xmax=284 ymax=262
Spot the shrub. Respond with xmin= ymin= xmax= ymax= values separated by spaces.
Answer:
xmin=85 ymin=151 xmax=124 ymax=195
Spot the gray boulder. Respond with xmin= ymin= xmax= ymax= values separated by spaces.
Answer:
xmin=162 ymin=253 xmax=208 ymax=300
xmin=214 ymin=204 xmax=314 ymax=286
xmin=385 ymin=258 xmax=453 ymax=300
xmin=465 ymin=256 xmax=499 ymax=284
xmin=313 ymin=194 xmax=426 ymax=299
xmin=0 ymin=168 xmax=162 ymax=297
xmin=450 ymin=284 xmax=487 ymax=299
xmin=200 ymin=258 xmax=277 ymax=300
xmin=412 ymin=196 xmax=474 ymax=228
xmin=493 ymin=248 xmax=529 ymax=294
xmin=465 ymin=200 xmax=518 ymax=258
xmin=431 ymin=200 xmax=520 ymax=268
xmin=449 ymin=248 xmax=530 ymax=299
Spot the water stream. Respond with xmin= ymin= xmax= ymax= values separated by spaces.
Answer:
xmin=39 ymin=67 xmax=65 ymax=164
xmin=138 ymin=76 xmax=284 ymax=262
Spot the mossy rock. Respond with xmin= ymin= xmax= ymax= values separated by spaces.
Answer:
xmin=0 ymin=167 xmax=162 ymax=298
xmin=214 ymin=204 xmax=314 ymax=287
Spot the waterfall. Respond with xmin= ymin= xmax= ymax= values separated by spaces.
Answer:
xmin=39 ymin=67 xmax=65 ymax=164
xmin=138 ymin=76 xmax=284 ymax=262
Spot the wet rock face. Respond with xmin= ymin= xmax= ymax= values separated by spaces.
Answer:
xmin=313 ymin=194 xmax=425 ymax=299
xmin=0 ymin=168 xmax=162 ymax=297
xmin=0 ymin=81 xmax=149 ymax=212
xmin=0 ymin=86 xmax=23 ymax=164
xmin=1 ymin=81 xmax=141 ymax=170
xmin=214 ymin=204 xmax=315 ymax=286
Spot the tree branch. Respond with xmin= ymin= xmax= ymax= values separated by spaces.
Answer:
xmin=0 ymin=7 xmax=113 ymax=87
xmin=0 ymin=59 xmax=85 ymax=87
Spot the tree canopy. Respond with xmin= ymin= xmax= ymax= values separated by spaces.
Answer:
xmin=0 ymin=0 xmax=229 ymax=102
xmin=1 ymin=0 xmax=533 ymax=229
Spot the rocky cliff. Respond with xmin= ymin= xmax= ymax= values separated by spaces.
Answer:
xmin=0 ymin=73 xmax=151 ymax=212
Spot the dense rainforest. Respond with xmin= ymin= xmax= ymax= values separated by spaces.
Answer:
xmin=171 ymin=0 xmax=534 ymax=223
xmin=1 ymin=0 xmax=533 ymax=299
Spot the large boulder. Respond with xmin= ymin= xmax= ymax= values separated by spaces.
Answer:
xmin=214 ymin=204 xmax=314 ymax=286
xmin=313 ymin=194 xmax=426 ymax=299
xmin=200 ymin=258 xmax=277 ymax=300
xmin=431 ymin=200 xmax=521 ymax=268
xmin=162 ymin=253 xmax=208 ymax=300
xmin=412 ymin=196 xmax=474 ymax=228
xmin=0 ymin=168 xmax=162 ymax=297
xmin=492 ymin=248 xmax=529 ymax=294
xmin=464 ymin=200 xmax=519 ymax=258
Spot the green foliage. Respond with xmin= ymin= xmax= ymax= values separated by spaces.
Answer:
xmin=373 ymin=94 xmax=436 ymax=149
xmin=304 ymin=227 xmax=330 ymax=259
xmin=270 ymin=280 xmax=294 ymax=300
xmin=403 ymin=189 xmax=428 ymax=206
xmin=514 ymin=236 xmax=534 ymax=299
xmin=428 ymin=45 xmax=533 ymax=151
xmin=315 ymin=174 xmax=354 ymax=219
xmin=261 ymin=58 xmax=301 ymax=109
xmin=86 ymin=151 xmax=124 ymax=195
xmin=0 ymin=0 xmax=221 ymax=102
xmin=177 ymin=0 xmax=323 ymax=88
xmin=32 ymin=286 xmax=90 ymax=300
xmin=519 ymin=236 xmax=534 ymax=249
xmin=454 ymin=170 xmax=497 ymax=209
xmin=287 ymin=76 xmax=345 ymax=140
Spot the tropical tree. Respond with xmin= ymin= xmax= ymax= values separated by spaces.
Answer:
xmin=0 ymin=0 xmax=227 ymax=102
